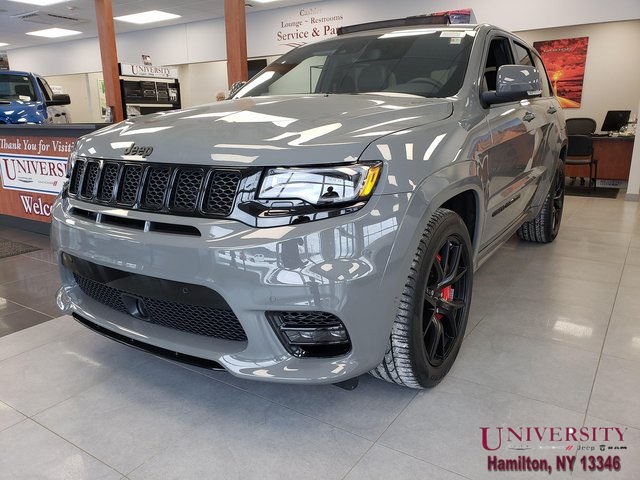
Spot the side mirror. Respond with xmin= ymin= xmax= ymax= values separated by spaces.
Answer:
xmin=47 ymin=93 xmax=71 ymax=106
xmin=482 ymin=65 xmax=542 ymax=105
xmin=229 ymin=81 xmax=246 ymax=98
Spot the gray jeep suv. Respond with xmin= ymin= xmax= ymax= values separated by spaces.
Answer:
xmin=52 ymin=18 xmax=566 ymax=389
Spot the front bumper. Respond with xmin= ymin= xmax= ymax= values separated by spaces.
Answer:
xmin=51 ymin=192 xmax=414 ymax=384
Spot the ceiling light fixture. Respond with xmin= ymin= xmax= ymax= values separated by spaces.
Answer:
xmin=8 ymin=0 xmax=70 ymax=6
xmin=251 ymin=0 xmax=282 ymax=3
xmin=26 ymin=28 xmax=82 ymax=38
xmin=114 ymin=10 xmax=181 ymax=25
xmin=0 ymin=43 xmax=10 ymax=47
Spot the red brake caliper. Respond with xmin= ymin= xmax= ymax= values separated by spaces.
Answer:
xmin=435 ymin=254 xmax=453 ymax=320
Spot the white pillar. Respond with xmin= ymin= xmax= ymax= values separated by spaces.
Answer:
xmin=625 ymin=99 xmax=640 ymax=201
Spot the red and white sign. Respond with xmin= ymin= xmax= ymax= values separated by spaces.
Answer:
xmin=0 ymin=134 xmax=76 ymax=223
xmin=120 ymin=63 xmax=178 ymax=79
xmin=18 ymin=194 xmax=53 ymax=217
xmin=0 ymin=154 xmax=66 ymax=195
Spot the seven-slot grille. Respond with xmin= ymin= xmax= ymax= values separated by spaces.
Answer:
xmin=69 ymin=158 xmax=241 ymax=217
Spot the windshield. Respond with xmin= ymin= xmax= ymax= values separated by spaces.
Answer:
xmin=234 ymin=29 xmax=474 ymax=99
xmin=0 ymin=74 xmax=37 ymax=102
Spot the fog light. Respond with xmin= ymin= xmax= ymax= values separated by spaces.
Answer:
xmin=266 ymin=311 xmax=351 ymax=358
xmin=284 ymin=326 xmax=348 ymax=344
xmin=56 ymin=286 xmax=73 ymax=313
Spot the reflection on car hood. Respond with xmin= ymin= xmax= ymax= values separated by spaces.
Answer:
xmin=0 ymin=99 xmax=41 ymax=124
xmin=78 ymin=94 xmax=453 ymax=166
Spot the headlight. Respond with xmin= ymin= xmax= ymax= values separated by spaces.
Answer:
xmin=258 ymin=162 xmax=382 ymax=207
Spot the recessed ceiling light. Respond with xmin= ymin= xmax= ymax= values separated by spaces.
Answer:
xmin=114 ymin=10 xmax=181 ymax=25
xmin=26 ymin=28 xmax=82 ymax=38
xmin=8 ymin=0 xmax=70 ymax=6
xmin=0 ymin=43 xmax=10 ymax=47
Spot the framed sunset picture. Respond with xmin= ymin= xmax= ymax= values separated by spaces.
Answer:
xmin=533 ymin=37 xmax=589 ymax=108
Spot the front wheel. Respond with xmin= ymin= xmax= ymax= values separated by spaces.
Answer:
xmin=517 ymin=164 xmax=565 ymax=243
xmin=370 ymin=208 xmax=473 ymax=388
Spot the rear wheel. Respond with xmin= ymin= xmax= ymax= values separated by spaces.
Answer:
xmin=370 ymin=209 xmax=473 ymax=388
xmin=517 ymin=164 xmax=565 ymax=243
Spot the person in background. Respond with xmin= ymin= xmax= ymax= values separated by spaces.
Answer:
xmin=216 ymin=91 xmax=226 ymax=101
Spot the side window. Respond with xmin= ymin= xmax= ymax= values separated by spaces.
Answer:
xmin=482 ymin=37 xmax=513 ymax=92
xmin=264 ymin=56 xmax=327 ymax=95
xmin=513 ymin=42 xmax=533 ymax=66
xmin=36 ymin=77 xmax=53 ymax=101
xmin=532 ymin=53 xmax=553 ymax=97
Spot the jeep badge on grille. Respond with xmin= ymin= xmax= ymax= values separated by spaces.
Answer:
xmin=123 ymin=144 xmax=154 ymax=157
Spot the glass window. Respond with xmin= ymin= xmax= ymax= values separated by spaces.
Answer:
xmin=0 ymin=74 xmax=37 ymax=101
xmin=532 ymin=53 xmax=553 ymax=97
xmin=482 ymin=37 xmax=513 ymax=92
xmin=235 ymin=29 xmax=475 ymax=99
xmin=513 ymin=42 xmax=533 ymax=66
xmin=37 ymin=77 xmax=54 ymax=101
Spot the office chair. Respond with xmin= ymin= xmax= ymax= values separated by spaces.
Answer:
xmin=566 ymin=117 xmax=597 ymax=135
xmin=566 ymin=134 xmax=597 ymax=191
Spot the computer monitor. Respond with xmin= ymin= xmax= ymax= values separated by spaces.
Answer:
xmin=601 ymin=110 xmax=631 ymax=133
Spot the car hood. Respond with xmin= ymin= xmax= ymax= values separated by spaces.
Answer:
xmin=0 ymin=99 xmax=42 ymax=124
xmin=78 ymin=94 xmax=453 ymax=166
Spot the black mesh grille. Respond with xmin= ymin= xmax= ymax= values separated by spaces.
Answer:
xmin=118 ymin=165 xmax=143 ymax=205
xmin=74 ymin=274 xmax=128 ymax=314
xmin=98 ymin=163 xmax=119 ymax=202
xmin=67 ymin=159 xmax=241 ymax=218
xmin=205 ymin=171 xmax=241 ymax=215
xmin=73 ymin=273 xmax=247 ymax=342
xmin=142 ymin=167 xmax=171 ymax=209
xmin=80 ymin=161 xmax=100 ymax=198
xmin=273 ymin=311 xmax=343 ymax=327
xmin=171 ymin=169 xmax=204 ymax=212
xmin=69 ymin=159 xmax=85 ymax=195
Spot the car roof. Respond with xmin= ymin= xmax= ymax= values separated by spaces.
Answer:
xmin=337 ymin=23 xmax=488 ymax=38
xmin=0 ymin=70 xmax=34 ymax=77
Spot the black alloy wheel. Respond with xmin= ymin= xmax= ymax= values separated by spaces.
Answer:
xmin=371 ymin=208 xmax=473 ymax=388
xmin=423 ymin=236 xmax=471 ymax=368
xmin=550 ymin=166 xmax=565 ymax=238
xmin=517 ymin=163 xmax=565 ymax=243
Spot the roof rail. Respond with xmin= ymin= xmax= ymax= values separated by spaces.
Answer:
xmin=337 ymin=14 xmax=450 ymax=36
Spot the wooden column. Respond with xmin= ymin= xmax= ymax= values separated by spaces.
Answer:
xmin=224 ymin=0 xmax=248 ymax=88
xmin=95 ymin=0 xmax=124 ymax=122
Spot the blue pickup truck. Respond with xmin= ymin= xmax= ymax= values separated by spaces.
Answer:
xmin=0 ymin=70 xmax=71 ymax=124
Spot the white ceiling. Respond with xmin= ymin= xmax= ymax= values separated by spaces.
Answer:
xmin=0 ymin=0 xmax=315 ymax=50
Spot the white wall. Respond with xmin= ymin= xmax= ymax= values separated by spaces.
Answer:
xmin=177 ymin=61 xmax=229 ymax=106
xmin=8 ymin=0 xmax=640 ymax=75
xmin=44 ymin=73 xmax=92 ymax=123
xmin=516 ymin=20 xmax=640 ymax=129
xmin=6 ymin=1 xmax=640 ymax=122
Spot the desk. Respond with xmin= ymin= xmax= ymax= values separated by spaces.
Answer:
xmin=566 ymin=136 xmax=635 ymax=181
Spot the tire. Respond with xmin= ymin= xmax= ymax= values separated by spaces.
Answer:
xmin=370 ymin=208 xmax=473 ymax=388
xmin=517 ymin=164 xmax=565 ymax=243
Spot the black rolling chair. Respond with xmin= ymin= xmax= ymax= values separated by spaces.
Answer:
xmin=566 ymin=134 xmax=597 ymax=190
xmin=566 ymin=118 xmax=597 ymax=188
xmin=566 ymin=117 xmax=597 ymax=135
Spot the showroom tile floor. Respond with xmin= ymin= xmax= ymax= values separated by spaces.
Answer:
xmin=0 ymin=193 xmax=639 ymax=479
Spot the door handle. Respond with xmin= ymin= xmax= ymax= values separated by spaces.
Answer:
xmin=523 ymin=112 xmax=536 ymax=122
xmin=547 ymin=106 xmax=557 ymax=114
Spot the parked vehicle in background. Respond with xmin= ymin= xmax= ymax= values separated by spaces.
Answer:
xmin=52 ymin=17 xmax=566 ymax=390
xmin=0 ymin=70 xmax=71 ymax=124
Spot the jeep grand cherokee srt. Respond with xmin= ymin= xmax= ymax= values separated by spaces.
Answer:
xmin=52 ymin=18 xmax=566 ymax=389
